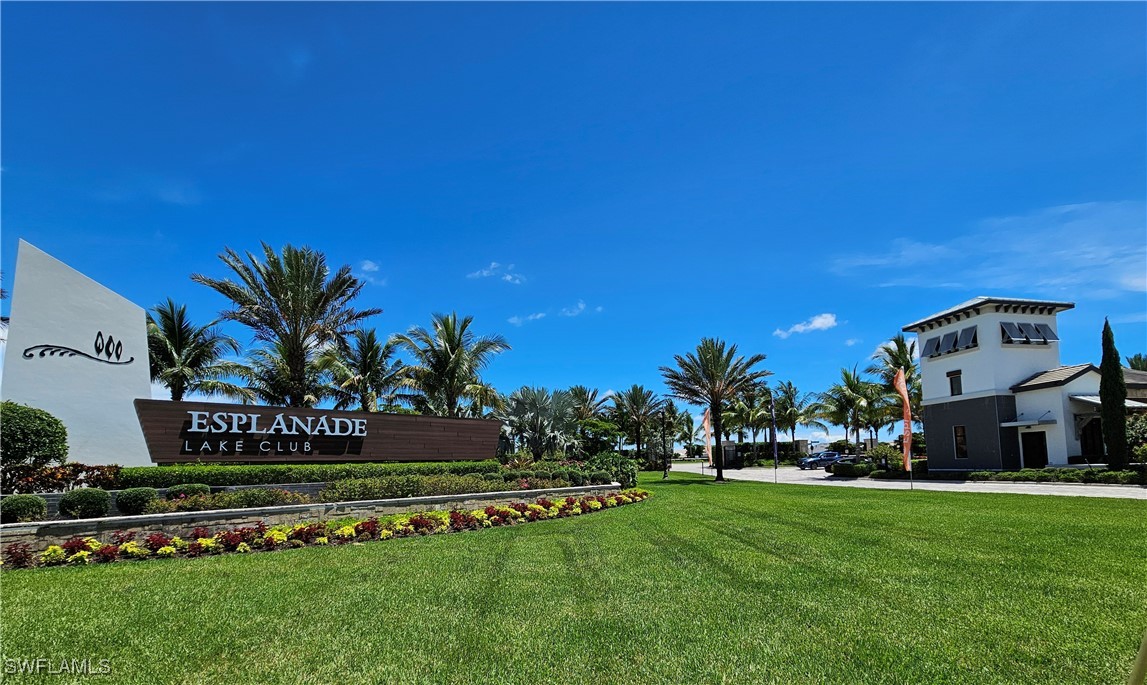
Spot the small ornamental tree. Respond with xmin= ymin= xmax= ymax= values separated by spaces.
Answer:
xmin=0 ymin=401 xmax=68 ymax=469
xmin=1099 ymin=319 xmax=1128 ymax=470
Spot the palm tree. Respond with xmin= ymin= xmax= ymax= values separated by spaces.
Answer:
xmin=612 ymin=384 xmax=665 ymax=466
xmin=866 ymin=334 xmax=921 ymax=422
xmin=569 ymin=385 xmax=610 ymax=457
xmin=725 ymin=384 xmax=771 ymax=464
xmin=659 ymin=338 xmax=770 ymax=481
xmin=499 ymin=386 xmax=579 ymax=459
xmin=147 ymin=298 xmax=252 ymax=403
xmin=239 ymin=341 xmax=327 ymax=407
xmin=819 ymin=366 xmax=879 ymax=448
xmin=192 ymin=243 xmax=380 ymax=407
xmin=675 ymin=411 xmax=700 ymax=458
xmin=392 ymin=312 xmax=510 ymax=417
xmin=1127 ymin=353 xmax=1147 ymax=371
xmin=318 ymin=329 xmax=404 ymax=412
xmin=773 ymin=380 xmax=827 ymax=445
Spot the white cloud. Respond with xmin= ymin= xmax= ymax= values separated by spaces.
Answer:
xmin=355 ymin=259 xmax=386 ymax=286
xmin=833 ymin=201 xmax=1147 ymax=296
xmin=774 ymin=313 xmax=838 ymax=339
xmin=561 ymin=300 xmax=587 ymax=317
xmin=845 ymin=338 xmax=861 ymax=347
xmin=469 ymin=262 xmax=525 ymax=284
xmin=507 ymin=312 xmax=546 ymax=326
xmin=468 ymin=262 xmax=501 ymax=278
xmin=595 ymin=306 xmax=604 ymax=313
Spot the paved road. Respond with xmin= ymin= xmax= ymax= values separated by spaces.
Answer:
xmin=672 ymin=461 xmax=1147 ymax=500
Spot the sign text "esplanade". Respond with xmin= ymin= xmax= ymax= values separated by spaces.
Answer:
xmin=188 ymin=411 xmax=369 ymax=437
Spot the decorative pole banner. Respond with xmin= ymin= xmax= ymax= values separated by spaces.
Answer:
xmin=702 ymin=408 xmax=713 ymax=467
xmin=893 ymin=368 xmax=913 ymax=471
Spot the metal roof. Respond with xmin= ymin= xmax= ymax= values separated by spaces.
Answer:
xmin=1069 ymin=395 xmax=1147 ymax=409
xmin=1123 ymin=367 xmax=1147 ymax=389
xmin=902 ymin=296 xmax=1074 ymax=333
xmin=1010 ymin=364 xmax=1098 ymax=393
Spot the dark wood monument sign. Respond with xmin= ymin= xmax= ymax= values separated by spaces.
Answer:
xmin=134 ymin=399 xmax=501 ymax=464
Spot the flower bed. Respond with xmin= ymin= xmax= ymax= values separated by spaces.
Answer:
xmin=1 ymin=489 xmax=651 ymax=569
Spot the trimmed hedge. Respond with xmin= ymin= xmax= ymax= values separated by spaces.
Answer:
xmin=831 ymin=463 xmax=875 ymax=478
xmin=114 ymin=488 xmax=158 ymax=515
xmin=0 ymin=494 xmax=48 ymax=523
xmin=58 ymin=488 xmax=111 ymax=519
xmin=117 ymin=460 xmax=502 ymax=489
xmin=967 ymin=468 xmax=1145 ymax=485
xmin=166 ymin=484 xmax=211 ymax=500
xmin=319 ymin=474 xmax=571 ymax=502
xmin=145 ymin=488 xmax=311 ymax=514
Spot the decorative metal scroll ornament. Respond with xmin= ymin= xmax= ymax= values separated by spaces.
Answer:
xmin=22 ymin=330 xmax=135 ymax=365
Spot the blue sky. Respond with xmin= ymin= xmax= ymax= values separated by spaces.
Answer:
xmin=3 ymin=3 xmax=1145 ymax=439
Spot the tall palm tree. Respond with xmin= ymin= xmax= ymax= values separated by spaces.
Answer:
xmin=569 ymin=385 xmax=610 ymax=457
xmin=239 ymin=341 xmax=327 ymax=407
xmin=392 ymin=312 xmax=510 ymax=417
xmin=675 ymin=411 xmax=700 ymax=458
xmin=773 ymin=380 xmax=827 ymax=445
xmin=192 ymin=243 xmax=380 ymax=407
xmin=147 ymin=298 xmax=252 ymax=403
xmin=318 ymin=329 xmax=404 ymax=412
xmin=819 ymin=366 xmax=879 ymax=447
xmin=1127 ymin=353 xmax=1147 ymax=371
xmin=612 ymin=384 xmax=665 ymax=466
xmin=726 ymin=384 xmax=772 ymax=464
xmin=866 ymin=334 xmax=921 ymax=422
xmin=659 ymin=338 xmax=770 ymax=482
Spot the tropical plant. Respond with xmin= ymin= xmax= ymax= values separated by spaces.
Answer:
xmin=238 ymin=342 xmax=327 ymax=407
xmin=499 ymin=387 xmax=579 ymax=459
xmin=392 ymin=312 xmax=509 ymax=417
xmin=147 ymin=299 xmax=252 ymax=403
xmin=611 ymin=385 xmax=665 ymax=467
xmin=318 ymin=329 xmax=404 ymax=412
xmin=1126 ymin=353 xmax=1147 ymax=372
xmin=568 ymin=385 xmax=611 ymax=456
xmin=192 ymin=243 xmax=380 ymax=407
xmin=866 ymin=333 xmax=922 ymax=422
xmin=675 ymin=411 xmax=702 ymax=458
xmin=725 ymin=384 xmax=772 ymax=465
xmin=659 ymin=338 xmax=770 ymax=481
xmin=773 ymin=381 xmax=827 ymax=445
xmin=819 ymin=366 xmax=880 ymax=447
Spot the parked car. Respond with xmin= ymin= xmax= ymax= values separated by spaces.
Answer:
xmin=825 ymin=455 xmax=870 ymax=473
xmin=797 ymin=452 xmax=840 ymax=470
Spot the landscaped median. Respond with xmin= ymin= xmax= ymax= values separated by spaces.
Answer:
xmin=1 ymin=489 xmax=651 ymax=569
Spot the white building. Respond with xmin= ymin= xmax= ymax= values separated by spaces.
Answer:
xmin=902 ymin=296 xmax=1145 ymax=471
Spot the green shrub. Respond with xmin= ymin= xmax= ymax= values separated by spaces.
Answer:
xmin=145 ymin=488 xmax=312 ymax=514
xmin=911 ymin=459 xmax=928 ymax=475
xmin=532 ymin=470 xmax=552 ymax=480
xmin=586 ymin=452 xmax=638 ymax=489
xmin=501 ymin=470 xmax=529 ymax=482
xmin=0 ymin=401 xmax=68 ymax=474
xmin=482 ymin=473 xmax=504 ymax=482
xmin=831 ymin=463 xmax=874 ymax=478
xmin=117 ymin=460 xmax=502 ymax=489
xmin=0 ymin=494 xmax=48 ymax=523
xmin=567 ymin=470 xmax=587 ymax=486
xmin=967 ymin=471 xmax=994 ymax=481
xmin=867 ymin=444 xmax=903 ymax=470
xmin=550 ymin=468 xmax=570 ymax=483
xmin=319 ymin=474 xmax=571 ymax=502
xmin=115 ymin=487 xmax=158 ymax=515
xmin=166 ymin=484 xmax=211 ymax=500
xmin=587 ymin=470 xmax=611 ymax=484
xmin=58 ymin=488 xmax=111 ymax=519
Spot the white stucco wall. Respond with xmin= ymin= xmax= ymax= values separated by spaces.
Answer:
xmin=918 ymin=310 xmax=1063 ymax=405
xmin=1012 ymin=370 xmax=1101 ymax=466
xmin=1 ymin=241 xmax=152 ymax=466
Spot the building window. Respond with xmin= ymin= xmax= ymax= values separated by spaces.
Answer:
xmin=953 ymin=425 xmax=968 ymax=459
xmin=947 ymin=370 xmax=962 ymax=397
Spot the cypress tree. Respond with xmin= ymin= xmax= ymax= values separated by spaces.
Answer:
xmin=1099 ymin=318 xmax=1128 ymax=469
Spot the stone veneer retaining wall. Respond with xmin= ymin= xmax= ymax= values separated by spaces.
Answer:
xmin=2 ymin=483 xmax=331 ymax=518
xmin=0 ymin=483 xmax=620 ymax=551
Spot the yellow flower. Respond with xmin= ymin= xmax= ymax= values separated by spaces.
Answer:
xmin=39 ymin=546 xmax=66 ymax=565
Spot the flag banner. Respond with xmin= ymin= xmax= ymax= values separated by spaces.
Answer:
xmin=702 ymin=408 xmax=713 ymax=466
xmin=893 ymin=368 xmax=913 ymax=471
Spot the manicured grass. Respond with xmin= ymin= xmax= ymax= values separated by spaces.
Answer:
xmin=2 ymin=472 xmax=1144 ymax=684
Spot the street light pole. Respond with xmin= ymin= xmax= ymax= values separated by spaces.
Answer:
xmin=770 ymin=394 xmax=779 ymax=484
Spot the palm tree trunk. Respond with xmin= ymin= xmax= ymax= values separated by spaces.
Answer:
xmin=713 ymin=403 xmax=725 ymax=482
xmin=751 ymin=427 xmax=758 ymax=465
xmin=635 ymin=424 xmax=642 ymax=465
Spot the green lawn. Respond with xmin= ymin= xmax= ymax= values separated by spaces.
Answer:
xmin=2 ymin=472 xmax=1144 ymax=684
